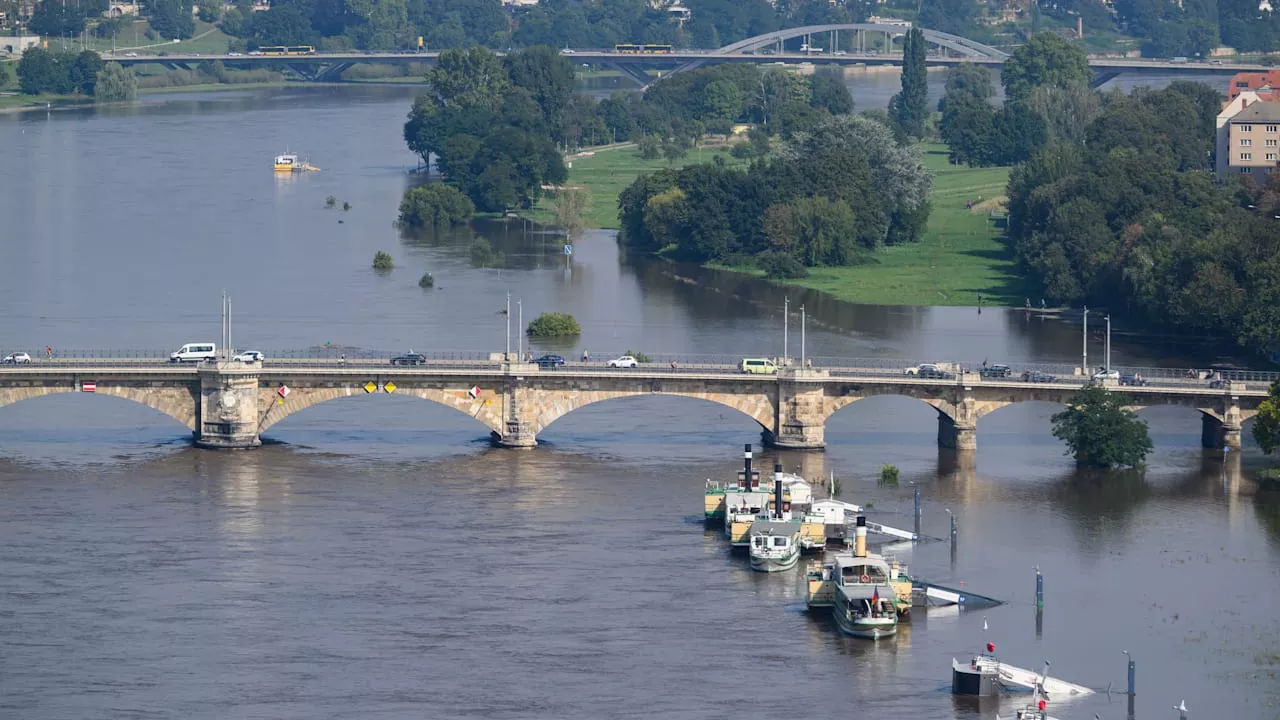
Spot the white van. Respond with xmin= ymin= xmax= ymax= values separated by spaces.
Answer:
xmin=739 ymin=358 xmax=778 ymax=375
xmin=170 ymin=343 xmax=217 ymax=363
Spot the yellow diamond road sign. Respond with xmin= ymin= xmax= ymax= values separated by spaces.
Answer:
xmin=384 ymin=382 xmax=397 ymax=394
xmin=364 ymin=382 xmax=377 ymax=394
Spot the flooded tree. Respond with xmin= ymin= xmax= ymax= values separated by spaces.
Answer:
xmin=1051 ymin=385 xmax=1152 ymax=469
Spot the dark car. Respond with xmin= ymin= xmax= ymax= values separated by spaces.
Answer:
xmin=916 ymin=365 xmax=954 ymax=380
xmin=534 ymin=354 xmax=565 ymax=368
xmin=390 ymin=351 xmax=427 ymax=366
xmin=1022 ymin=370 xmax=1057 ymax=383
xmin=979 ymin=363 xmax=1012 ymax=379
xmin=1209 ymin=378 xmax=1229 ymax=389
xmin=1119 ymin=373 xmax=1149 ymax=387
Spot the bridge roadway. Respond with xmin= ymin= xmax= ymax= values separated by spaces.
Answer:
xmin=101 ymin=50 xmax=1264 ymax=78
xmin=0 ymin=353 xmax=1270 ymax=455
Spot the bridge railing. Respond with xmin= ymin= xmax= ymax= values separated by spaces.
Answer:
xmin=3 ymin=350 xmax=1278 ymax=387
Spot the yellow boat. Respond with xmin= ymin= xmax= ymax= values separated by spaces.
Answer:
xmin=274 ymin=153 xmax=320 ymax=173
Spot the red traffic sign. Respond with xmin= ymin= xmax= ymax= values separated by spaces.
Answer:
xmin=468 ymin=386 xmax=480 ymax=399
xmin=278 ymin=385 xmax=291 ymax=398
xmin=81 ymin=381 xmax=97 ymax=393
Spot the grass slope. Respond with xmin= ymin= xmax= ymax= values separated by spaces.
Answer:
xmin=530 ymin=142 xmax=744 ymax=229
xmin=783 ymin=144 xmax=1029 ymax=306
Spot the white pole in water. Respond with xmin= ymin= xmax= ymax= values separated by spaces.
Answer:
xmin=783 ymin=296 xmax=789 ymax=366
xmin=801 ymin=304 xmax=807 ymax=368
xmin=518 ymin=299 xmax=523 ymax=361
xmin=1105 ymin=314 xmax=1112 ymax=373
xmin=1082 ymin=306 xmax=1089 ymax=375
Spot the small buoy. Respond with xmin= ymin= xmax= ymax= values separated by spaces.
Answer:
xmin=338 ymin=220 xmax=344 ymax=224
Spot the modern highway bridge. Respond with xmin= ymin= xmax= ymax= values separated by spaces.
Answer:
xmin=99 ymin=23 xmax=1266 ymax=84
xmin=0 ymin=350 xmax=1271 ymax=455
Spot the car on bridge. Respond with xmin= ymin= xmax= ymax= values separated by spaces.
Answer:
xmin=1092 ymin=369 xmax=1120 ymax=381
xmin=2 ymin=352 xmax=31 ymax=364
xmin=978 ymin=363 xmax=1012 ymax=378
xmin=905 ymin=363 xmax=955 ymax=379
xmin=391 ymin=351 xmax=428 ymax=366
xmin=607 ymin=355 xmax=639 ymax=368
xmin=1021 ymin=370 xmax=1058 ymax=383
xmin=534 ymin=354 xmax=565 ymax=368
xmin=233 ymin=350 xmax=265 ymax=363
xmin=1119 ymin=372 xmax=1148 ymax=387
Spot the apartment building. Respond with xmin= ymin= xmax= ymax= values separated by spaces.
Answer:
xmin=1223 ymin=101 xmax=1280 ymax=179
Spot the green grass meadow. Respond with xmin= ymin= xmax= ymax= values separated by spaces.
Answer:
xmin=542 ymin=140 xmax=1026 ymax=307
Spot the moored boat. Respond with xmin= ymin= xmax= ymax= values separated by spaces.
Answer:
xmin=806 ymin=520 xmax=914 ymax=619
xmin=273 ymin=152 xmax=320 ymax=173
xmin=830 ymin=516 xmax=899 ymax=639
xmin=748 ymin=521 xmax=801 ymax=571
xmin=952 ymin=643 xmax=1001 ymax=696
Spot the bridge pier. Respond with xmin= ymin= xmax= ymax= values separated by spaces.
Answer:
xmin=766 ymin=369 xmax=827 ymax=449
xmin=494 ymin=370 xmax=538 ymax=448
xmin=195 ymin=363 xmax=262 ymax=449
xmin=1201 ymin=406 xmax=1243 ymax=451
xmin=937 ymin=414 xmax=977 ymax=451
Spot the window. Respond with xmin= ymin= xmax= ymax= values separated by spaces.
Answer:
xmin=1268 ymin=139 xmax=1277 ymax=147
xmin=1238 ymin=81 xmax=1250 ymax=87
xmin=1241 ymin=167 xmax=1251 ymax=173
xmin=1241 ymin=139 xmax=1253 ymax=146
xmin=1269 ymin=125 xmax=1278 ymax=132
xmin=1268 ymin=153 xmax=1277 ymax=160
xmin=1241 ymin=153 xmax=1253 ymax=160
xmin=1241 ymin=124 xmax=1254 ymax=132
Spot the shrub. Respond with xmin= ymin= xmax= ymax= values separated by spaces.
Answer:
xmin=1259 ymin=468 xmax=1280 ymax=492
xmin=372 ymin=251 xmax=394 ymax=270
xmin=623 ymin=349 xmax=653 ymax=363
xmin=879 ymin=464 xmax=900 ymax=486
xmin=757 ymin=251 xmax=809 ymax=279
xmin=325 ymin=196 xmax=336 ymax=208
xmin=398 ymin=184 xmax=475 ymax=228
xmin=526 ymin=312 xmax=581 ymax=337
xmin=469 ymin=237 xmax=505 ymax=267
xmin=418 ymin=272 xmax=434 ymax=288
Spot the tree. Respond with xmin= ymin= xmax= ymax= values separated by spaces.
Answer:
xmin=398 ymin=184 xmax=475 ymax=228
xmin=1025 ymin=85 xmax=1102 ymax=145
xmin=810 ymin=73 xmax=853 ymax=116
xmin=1051 ymin=385 xmax=1153 ymax=468
xmin=553 ymin=187 xmax=591 ymax=242
xmin=148 ymin=0 xmax=195 ymax=39
xmin=372 ymin=251 xmax=394 ymax=270
xmin=526 ymin=312 xmax=581 ymax=337
xmin=1001 ymin=32 xmax=1091 ymax=103
xmin=17 ymin=48 xmax=72 ymax=95
xmin=196 ymin=0 xmax=222 ymax=22
xmin=890 ymin=27 xmax=928 ymax=138
xmin=1255 ymin=381 xmax=1280 ymax=455
xmin=502 ymin=46 xmax=575 ymax=132
xmin=249 ymin=5 xmax=314 ymax=47
xmin=69 ymin=51 xmax=104 ymax=96
xmin=94 ymin=62 xmax=138 ymax=101
xmin=919 ymin=0 xmax=978 ymax=35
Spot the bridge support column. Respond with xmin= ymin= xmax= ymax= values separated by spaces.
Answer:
xmin=494 ymin=373 xmax=537 ymax=448
xmin=195 ymin=363 xmax=262 ymax=449
xmin=767 ymin=370 xmax=827 ymax=449
xmin=1201 ymin=404 xmax=1242 ymax=451
xmin=937 ymin=383 xmax=978 ymax=451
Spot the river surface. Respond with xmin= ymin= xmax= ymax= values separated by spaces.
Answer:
xmin=1 ymin=82 xmax=1278 ymax=720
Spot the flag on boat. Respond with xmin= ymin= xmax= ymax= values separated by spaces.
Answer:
xmin=872 ymin=587 xmax=879 ymax=604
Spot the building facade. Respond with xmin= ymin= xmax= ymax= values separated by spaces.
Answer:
xmin=1223 ymin=101 xmax=1280 ymax=179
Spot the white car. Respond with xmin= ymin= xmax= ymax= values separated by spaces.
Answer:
xmin=125 ymin=52 xmax=138 ymax=57
xmin=2 ymin=352 xmax=32 ymax=364
xmin=559 ymin=48 xmax=576 ymax=55
xmin=607 ymin=355 xmax=639 ymax=368
xmin=234 ymin=350 xmax=265 ymax=363
xmin=1092 ymin=369 xmax=1120 ymax=380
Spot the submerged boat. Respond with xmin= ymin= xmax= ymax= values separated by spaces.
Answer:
xmin=952 ymin=643 xmax=1001 ymax=696
xmin=829 ymin=516 xmax=899 ymax=639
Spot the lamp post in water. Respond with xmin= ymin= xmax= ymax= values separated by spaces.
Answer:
xmin=1082 ymin=306 xmax=1089 ymax=375
xmin=783 ymin=297 xmax=789 ymax=367
xmin=1105 ymin=314 xmax=1112 ymax=374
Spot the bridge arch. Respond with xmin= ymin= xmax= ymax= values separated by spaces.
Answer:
xmin=825 ymin=388 xmax=958 ymax=422
xmin=256 ymin=383 xmax=506 ymax=435
xmin=529 ymin=388 xmax=776 ymax=436
xmin=716 ymin=24 xmax=1010 ymax=59
xmin=0 ymin=384 xmax=198 ymax=430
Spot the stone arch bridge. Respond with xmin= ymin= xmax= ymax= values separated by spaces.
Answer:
xmin=0 ymin=361 xmax=1267 ymax=456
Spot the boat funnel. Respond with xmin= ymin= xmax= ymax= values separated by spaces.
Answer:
xmin=773 ymin=463 xmax=784 ymax=520
xmin=855 ymin=514 xmax=867 ymax=557
xmin=740 ymin=443 xmax=752 ymax=490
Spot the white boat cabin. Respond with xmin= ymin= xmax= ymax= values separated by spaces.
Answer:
xmin=833 ymin=553 xmax=892 ymax=587
xmin=809 ymin=499 xmax=865 ymax=527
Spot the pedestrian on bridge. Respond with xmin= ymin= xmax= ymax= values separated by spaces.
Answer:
xmin=45 ymin=345 xmax=51 ymax=359
xmin=582 ymin=350 xmax=590 ymax=362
